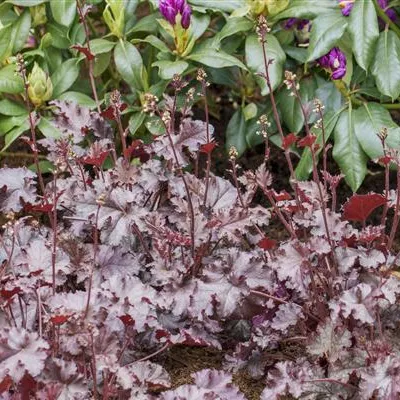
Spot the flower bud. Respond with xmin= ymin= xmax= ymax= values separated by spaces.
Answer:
xmin=247 ymin=0 xmax=289 ymax=16
xmin=30 ymin=4 xmax=47 ymax=27
xmin=181 ymin=4 xmax=191 ymax=29
xmin=159 ymin=0 xmax=191 ymax=30
xmin=318 ymin=47 xmax=347 ymax=81
xmin=27 ymin=63 xmax=53 ymax=107
xmin=103 ymin=0 xmax=125 ymax=38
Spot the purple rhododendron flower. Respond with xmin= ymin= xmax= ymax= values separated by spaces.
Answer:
xmin=339 ymin=0 xmax=397 ymax=20
xmin=377 ymin=0 xmax=397 ymax=21
xmin=284 ymin=18 xmax=297 ymax=29
xmin=181 ymin=4 xmax=191 ymax=29
xmin=159 ymin=0 xmax=192 ymax=29
xmin=318 ymin=47 xmax=347 ymax=80
xmin=338 ymin=0 xmax=354 ymax=17
xmin=284 ymin=18 xmax=310 ymax=31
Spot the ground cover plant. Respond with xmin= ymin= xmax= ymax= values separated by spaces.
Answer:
xmin=1 ymin=0 xmax=400 ymax=399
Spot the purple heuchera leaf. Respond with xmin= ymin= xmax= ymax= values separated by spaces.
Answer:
xmin=160 ymin=369 xmax=246 ymax=400
xmin=159 ymin=0 xmax=191 ymax=29
xmin=0 ymin=327 xmax=49 ymax=383
xmin=0 ymin=167 xmax=37 ymax=212
xmin=318 ymin=47 xmax=347 ymax=80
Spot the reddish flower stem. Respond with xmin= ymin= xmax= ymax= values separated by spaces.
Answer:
xmin=76 ymin=0 xmax=101 ymax=114
xmin=85 ymin=204 xmax=100 ymax=319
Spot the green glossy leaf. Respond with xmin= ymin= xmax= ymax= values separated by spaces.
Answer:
xmin=0 ymin=64 xmax=24 ymax=94
xmin=1 ymin=120 xmax=29 ymax=152
xmin=347 ymin=0 xmax=378 ymax=71
xmin=354 ymin=102 xmax=400 ymax=160
xmin=225 ymin=108 xmax=247 ymax=157
xmin=0 ymin=115 xmax=27 ymax=134
xmin=277 ymin=77 xmax=317 ymax=133
xmin=126 ymin=14 xmax=158 ymax=35
xmin=332 ymin=105 xmax=368 ymax=192
xmin=218 ymin=17 xmax=253 ymax=42
xmin=282 ymin=45 xmax=308 ymax=63
xmin=51 ymin=58 xmax=80 ymax=98
xmin=12 ymin=10 xmax=31 ymax=53
xmin=38 ymin=117 xmax=61 ymax=138
xmin=246 ymin=99 xmax=278 ymax=148
xmin=152 ymin=60 xmax=189 ymax=80
xmin=246 ymin=33 xmax=286 ymax=95
xmin=371 ymin=30 xmax=400 ymax=100
xmin=243 ymin=102 xmax=257 ymax=121
xmin=271 ymin=0 xmax=336 ymax=20
xmin=70 ymin=24 xmax=85 ymax=46
xmin=145 ymin=115 xmax=165 ymax=135
xmin=307 ymin=10 xmax=347 ymax=61
xmin=50 ymin=0 xmax=76 ymax=27
xmin=47 ymin=23 xmax=70 ymax=49
xmin=89 ymin=39 xmax=116 ymax=54
xmin=114 ymin=39 xmax=146 ymax=91
xmin=0 ymin=99 xmax=27 ymax=116
xmin=0 ymin=25 xmax=12 ymax=62
xmin=336 ymin=33 xmax=353 ymax=86
xmin=28 ymin=160 xmax=54 ymax=174
xmin=315 ymin=80 xmax=343 ymax=113
xmin=128 ymin=111 xmax=146 ymax=136
xmin=57 ymin=91 xmax=98 ymax=108
xmin=295 ymin=110 xmax=341 ymax=180
xmin=133 ymin=35 xmax=170 ymax=52
xmin=93 ymin=52 xmax=112 ymax=77
xmin=182 ymin=13 xmax=211 ymax=56
xmin=188 ymin=0 xmax=243 ymax=12
xmin=187 ymin=47 xmax=246 ymax=69
xmin=6 ymin=0 xmax=46 ymax=5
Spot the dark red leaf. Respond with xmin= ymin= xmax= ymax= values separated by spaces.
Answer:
xmin=282 ymin=133 xmax=297 ymax=150
xmin=18 ymin=374 xmax=37 ymax=400
xmin=101 ymin=105 xmax=117 ymax=121
xmin=0 ymin=376 xmax=12 ymax=394
xmin=25 ymin=202 xmax=54 ymax=213
xmin=50 ymin=315 xmax=70 ymax=325
xmin=200 ymin=142 xmax=217 ymax=154
xmin=155 ymin=329 xmax=170 ymax=341
xmin=82 ymin=151 xmax=109 ymax=168
xmin=119 ymin=314 xmax=135 ymax=326
xmin=125 ymin=140 xmax=150 ymax=162
xmin=71 ymin=45 xmax=95 ymax=60
xmin=297 ymin=134 xmax=317 ymax=148
xmin=101 ymin=103 xmax=128 ymax=121
xmin=378 ymin=155 xmax=393 ymax=166
xmin=272 ymin=190 xmax=291 ymax=202
xmin=258 ymin=237 xmax=277 ymax=250
xmin=1 ymin=287 xmax=21 ymax=300
xmin=343 ymin=193 xmax=387 ymax=222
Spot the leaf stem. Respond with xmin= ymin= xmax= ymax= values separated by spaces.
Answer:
xmin=380 ymin=102 xmax=400 ymax=110
xmin=372 ymin=0 xmax=400 ymax=38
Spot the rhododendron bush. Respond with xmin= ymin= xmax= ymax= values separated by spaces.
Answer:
xmin=1 ymin=0 xmax=400 ymax=399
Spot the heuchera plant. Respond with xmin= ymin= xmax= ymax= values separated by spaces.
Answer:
xmin=1 ymin=0 xmax=400 ymax=191
xmin=1 ymin=10 xmax=400 ymax=397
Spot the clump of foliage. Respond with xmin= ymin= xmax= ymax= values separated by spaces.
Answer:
xmin=1 ymin=0 xmax=400 ymax=399
xmin=1 ymin=0 xmax=400 ymax=189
